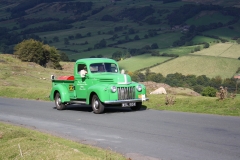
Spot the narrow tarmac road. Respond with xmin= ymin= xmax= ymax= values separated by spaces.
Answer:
xmin=0 ymin=97 xmax=240 ymax=160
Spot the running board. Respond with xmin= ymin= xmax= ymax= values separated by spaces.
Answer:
xmin=68 ymin=101 xmax=86 ymax=104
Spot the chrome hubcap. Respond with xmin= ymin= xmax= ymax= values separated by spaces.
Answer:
xmin=57 ymin=97 xmax=61 ymax=106
xmin=94 ymin=99 xmax=99 ymax=110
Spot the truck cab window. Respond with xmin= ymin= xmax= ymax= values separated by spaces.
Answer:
xmin=90 ymin=63 xmax=118 ymax=73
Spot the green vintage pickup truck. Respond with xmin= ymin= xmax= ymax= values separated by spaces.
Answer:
xmin=50 ymin=58 xmax=148 ymax=114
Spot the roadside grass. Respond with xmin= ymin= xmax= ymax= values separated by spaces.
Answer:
xmin=118 ymin=54 xmax=172 ymax=72
xmin=143 ymin=94 xmax=240 ymax=116
xmin=190 ymin=43 xmax=240 ymax=59
xmin=149 ymin=55 xmax=240 ymax=79
xmin=0 ymin=86 xmax=50 ymax=101
xmin=0 ymin=122 xmax=126 ymax=160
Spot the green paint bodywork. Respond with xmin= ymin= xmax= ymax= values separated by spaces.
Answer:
xmin=49 ymin=58 xmax=148 ymax=105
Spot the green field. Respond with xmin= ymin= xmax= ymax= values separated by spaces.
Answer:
xmin=117 ymin=32 xmax=182 ymax=49
xmin=186 ymin=11 xmax=235 ymax=26
xmin=68 ymin=47 xmax=122 ymax=60
xmin=183 ymin=0 xmax=240 ymax=7
xmin=149 ymin=55 xmax=240 ymax=79
xmin=118 ymin=54 xmax=172 ymax=72
xmin=191 ymin=36 xmax=218 ymax=44
xmin=191 ymin=43 xmax=240 ymax=59
xmin=203 ymin=27 xmax=240 ymax=41
xmin=157 ymin=45 xmax=197 ymax=56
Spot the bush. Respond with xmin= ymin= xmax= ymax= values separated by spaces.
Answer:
xmin=201 ymin=86 xmax=217 ymax=97
xmin=236 ymin=38 xmax=240 ymax=44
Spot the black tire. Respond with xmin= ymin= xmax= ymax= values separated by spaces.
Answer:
xmin=54 ymin=92 xmax=66 ymax=110
xmin=91 ymin=94 xmax=105 ymax=114
xmin=131 ymin=102 xmax=142 ymax=111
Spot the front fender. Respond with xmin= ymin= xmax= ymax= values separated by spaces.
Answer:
xmin=50 ymin=84 xmax=70 ymax=103
xmin=86 ymin=84 xmax=110 ymax=104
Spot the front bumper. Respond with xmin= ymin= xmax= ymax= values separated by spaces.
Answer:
xmin=104 ymin=98 xmax=149 ymax=104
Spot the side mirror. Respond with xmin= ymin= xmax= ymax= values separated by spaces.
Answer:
xmin=121 ymin=69 xmax=125 ymax=74
xmin=51 ymin=75 xmax=55 ymax=80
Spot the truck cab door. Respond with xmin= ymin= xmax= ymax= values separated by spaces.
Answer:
xmin=74 ymin=64 xmax=91 ymax=99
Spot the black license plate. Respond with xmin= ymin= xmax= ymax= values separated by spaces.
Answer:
xmin=122 ymin=102 xmax=136 ymax=107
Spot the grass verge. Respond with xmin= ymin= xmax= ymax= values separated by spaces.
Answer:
xmin=143 ymin=94 xmax=240 ymax=116
xmin=0 ymin=122 xmax=126 ymax=160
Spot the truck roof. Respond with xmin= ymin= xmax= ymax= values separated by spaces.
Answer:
xmin=76 ymin=58 xmax=117 ymax=65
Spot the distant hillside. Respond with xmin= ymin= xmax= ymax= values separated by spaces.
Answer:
xmin=0 ymin=0 xmax=240 ymax=79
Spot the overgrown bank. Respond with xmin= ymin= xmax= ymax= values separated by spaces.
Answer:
xmin=0 ymin=122 xmax=126 ymax=160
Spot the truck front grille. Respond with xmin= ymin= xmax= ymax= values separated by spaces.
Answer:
xmin=117 ymin=87 xmax=135 ymax=100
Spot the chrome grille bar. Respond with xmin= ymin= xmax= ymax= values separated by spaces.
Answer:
xmin=117 ymin=87 xmax=135 ymax=100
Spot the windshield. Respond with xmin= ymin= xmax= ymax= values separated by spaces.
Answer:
xmin=90 ymin=63 xmax=118 ymax=73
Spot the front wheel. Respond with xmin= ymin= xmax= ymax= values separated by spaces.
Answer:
xmin=91 ymin=94 xmax=105 ymax=114
xmin=54 ymin=92 xmax=66 ymax=110
xmin=131 ymin=102 xmax=142 ymax=111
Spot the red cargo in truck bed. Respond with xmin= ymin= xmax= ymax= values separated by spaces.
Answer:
xmin=57 ymin=76 xmax=74 ymax=80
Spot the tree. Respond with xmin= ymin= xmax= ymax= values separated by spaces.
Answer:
xmin=14 ymin=39 xmax=62 ymax=69
xmin=203 ymin=42 xmax=210 ymax=48
xmin=112 ymin=51 xmax=122 ymax=61
xmin=210 ymin=76 xmax=222 ymax=89
xmin=94 ymin=39 xmax=107 ymax=49
xmin=128 ymin=28 xmax=135 ymax=34
xmin=60 ymin=52 xmax=70 ymax=62
xmin=134 ymin=35 xmax=140 ymax=40
xmin=193 ymin=85 xmax=204 ymax=93
xmin=146 ymin=73 xmax=164 ymax=83
xmin=151 ymin=43 xmax=159 ymax=49
xmin=53 ymin=36 xmax=59 ymax=42
xmin=86 ymin=32 xmax=91 ymax=37
xmin=64 ymin=38 xmax=69 ymax=45
xmin=99 ymin=39 xmax=107 ymax=48
xmin=75 ymin=33 xmax=82 ymax=39
xmin=97 ymin=54 xmax=103 ymax=58
xmin=194 ymin=46 xmax=201 ymax=52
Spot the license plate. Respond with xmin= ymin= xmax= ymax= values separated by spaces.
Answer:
xmin=122 ymin=102 xmax=136 ymax=107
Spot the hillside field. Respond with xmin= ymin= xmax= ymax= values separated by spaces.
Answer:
xmin=149 ymin=55 xmax=239 ymax=79
xmin=186 ymin=11 xmax=235 ymax=26
xmin=190 ymin=43 xmax=240 ymax=59
xmin=118 ymin=54 xmax=172 ymax=72
xmin=1 ymin=0 xmax=240 ymax=80
xmin=0 ymin=54 xmax=71 ymax=100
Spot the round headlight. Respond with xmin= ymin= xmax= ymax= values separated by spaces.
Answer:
xmin=137 ymin=84 xmax=142 ymax=92
xmin=111 ymin=86 xmax=117 ymax=93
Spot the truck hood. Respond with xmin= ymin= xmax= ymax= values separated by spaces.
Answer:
xmin=90 ymin=73 xmax=132 ymax=84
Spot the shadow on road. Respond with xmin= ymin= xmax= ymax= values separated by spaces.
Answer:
xmin=53 ymin=104 xmax=147 ymax=114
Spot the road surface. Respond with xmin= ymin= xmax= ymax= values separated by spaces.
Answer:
xmin=0 ymin=97 xmax=240 ymax=160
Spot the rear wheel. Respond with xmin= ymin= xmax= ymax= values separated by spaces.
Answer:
xmin=92 ymin=94 xmax=105 ymax=114
xmin=131 ymin=102 xmax=142 ymax=111
xmin=54 ymin=92 xmax=66 ymax=110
